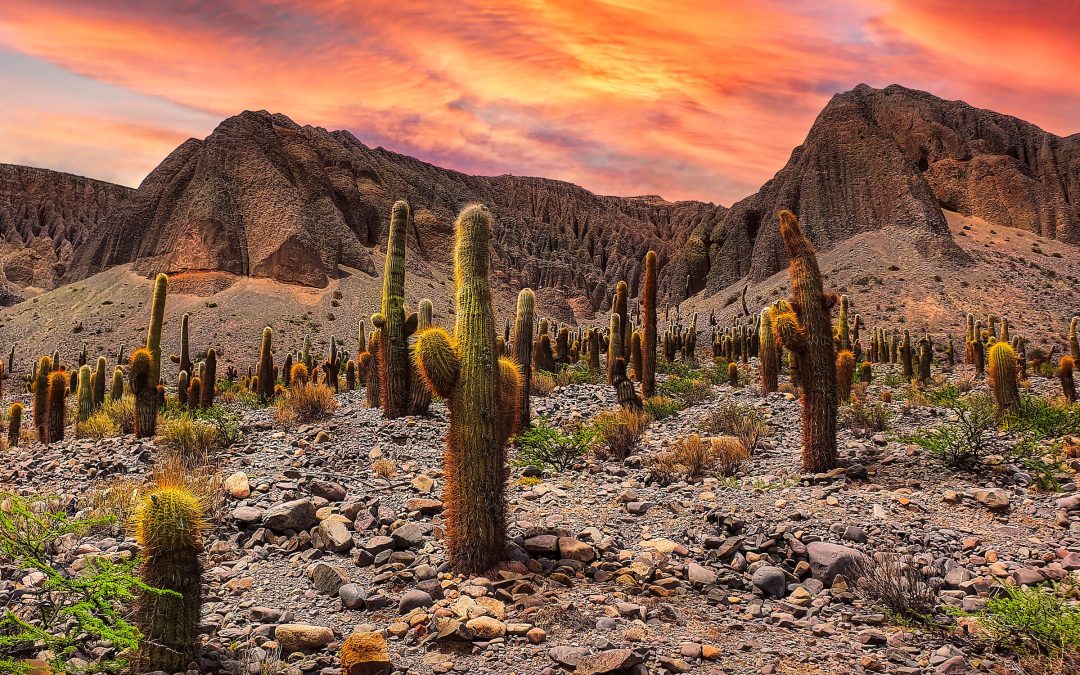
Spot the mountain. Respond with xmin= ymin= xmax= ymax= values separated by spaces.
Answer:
xmin=660 ymin=84 xmax=1080 ymax=299
xmin=1 ymin=84 xmax=1077 ymax=314
xmin=0 ymin=165 xmax=132 ymax=304
xmin=69 ymin=110 xmax=721 ymax=312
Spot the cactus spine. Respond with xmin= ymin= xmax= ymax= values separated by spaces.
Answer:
xmin=413 ymin=205 xmax=521 ymax=573
xmin=988 ymin=341 xmax=1021 ymax=417
xmin=770 ymin=211 xmax=838 ymax=473
xmin=375 ymin=200 xmax=419 ymax=418
xmin=836 ymin=350 xmax=855 ymax=404
xmin=132 ymin=481 xmax=205 ymax=672
xmin=511 ymin=289 xmax=535 ymax=433
xmin=130 ymin=349 xmax=156 ymax=437
xmin=641 ymin=250 xmax=658 ymax=398
xmin=257 ymin=327 xmax=274 ymax=402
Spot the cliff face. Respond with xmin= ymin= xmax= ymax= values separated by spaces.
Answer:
xmin=71 ymin=110 xmax=720 ymax=309
xmin=1 ymin=84 xmax=1075 ymax=311
xmin=661 ymin=84 xmax=1079 ymax=300
xmin=0 ymin=164 xmax=132 ymax=304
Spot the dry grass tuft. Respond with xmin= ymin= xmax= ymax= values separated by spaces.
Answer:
xmin=274 ymin=382 xmax=338 ymax=426
xmin=371 ymin=458 xmax=398 ymax=479
xmin=592 ymin=408 xmax=649 ymax=460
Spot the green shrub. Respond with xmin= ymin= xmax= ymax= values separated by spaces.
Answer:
xmin=156 ymin=413 xmax=220 ymax=467
xmin=972 ymin=583 xmax=1080 ymax=657
xmin=643 ymin=395 xmax=683 ymax=420
xmin=100 ymin=396 xmax=136 ymax=435
xmin=840 ymin=401 xmax=893 ymax=437
xmin=78 ymin=410 xmax=120 ymax=440
xmin=0 ymin=494 xmax=155 ymax=673
xmin=906 ymin=393 xmax=996 ymax=468
xmin=513 ymin=416 xmax=597 ymax=472
xmin=659 ymin=376 xmax=712 ymax=405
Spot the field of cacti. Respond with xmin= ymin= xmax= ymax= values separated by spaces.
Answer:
xmin=0 ymin=206 xmax=1078 ymax=675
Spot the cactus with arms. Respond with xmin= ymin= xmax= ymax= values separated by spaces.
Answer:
xmin=769 ymin=211 xmax=838 ymax=473
xmin=413 ymin=205 xmax=521 ymax=573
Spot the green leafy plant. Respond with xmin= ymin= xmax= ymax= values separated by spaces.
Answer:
xmin=905 ymin=393 xmax=996 ymax=468
xmin=512 ymin=416 xmax=597 ymax=472
xmin=658 ymin=376 xmax=712 ymax=405
xmin=839 ymin=401 xmax=893 ymax=437
xmin=969 ymin=583 xmax=1080 ymax=657
xmin=643 ymin=395 xmax=683 ymax=420
xmin=0 ymin=494 xmax=166 ymax=674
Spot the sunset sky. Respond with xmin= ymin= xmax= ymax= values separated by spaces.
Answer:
xmin=0 ymin=1 xmax=1076 ymax=204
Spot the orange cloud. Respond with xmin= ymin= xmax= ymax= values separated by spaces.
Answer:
xmin=0 ymin=1 xmax=1075 ymax=202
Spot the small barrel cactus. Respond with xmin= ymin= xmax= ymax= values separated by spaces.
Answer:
xmin=988 ymin=341 xmax=1021 ymax=417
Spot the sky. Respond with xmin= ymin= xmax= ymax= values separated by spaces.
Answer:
xmin=0 ymin=1 xmax=1077 ymax=205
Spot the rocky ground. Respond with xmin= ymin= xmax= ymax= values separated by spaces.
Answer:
xmin=1 ymin=360 xmax=1079 ymax=675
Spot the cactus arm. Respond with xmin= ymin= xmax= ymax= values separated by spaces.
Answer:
xmin=771 ymin=310 xmax=807 ymax=353
xmin=405 ymin=312 xmax=418 ymax=337
xmin=496 ymin=357 xmax=522 ymax=445
xmin=414 ymin=327 xmax=459 ymax=399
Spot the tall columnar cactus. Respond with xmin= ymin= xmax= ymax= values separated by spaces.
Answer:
xmin=606 ymin=313 xmax=623 ymax=385
xmin=555 ymin=326 xmax=570 ymax=364
xmin=172 ymin=313 xmax=192 ymax=378
xmin=130 ymin=349 xmax=156 ymax=437
xmin=973 ymin=338 xmax=985 ymax=378
xmin=323 ymin=338 xmax=342 ymax=392
xmin=918 ymin=336 xmax=933 ymax=384
xmin=641 ymin=250 xmax=658 ymax=398
xmin=612 ymin=357 xmax=642 ymax=412
xmin=759 ymin=307 xmax=779 ymax=394
xmin=147 ymin=273 xmax=167 ymax=388
xmin=836 ymin=350 xmax=855 ymax=404
xmin=76 ymin=365 xmax=93 ymax=424
xmin=111 ymin=367 xmax=124 ymax=401
xmin=362 ymin=329 xmax=382 ymax=409
xmin=132 ymin=480 xmax=205 ymax=672
xmin=1069 ymin=317 xmax=1079 ymax=362
xmin=988 ymin=341 xmax=1021 ymax=417
xmin=188 ymin=375 xmax=202 ymax=407
xmin=769 ymin=211 xmax=838 ymax=473
xmin=409 ymin=299 xmax=435 ymax=415
xmin=33 ymin=355 xmax=51 ymax=443
xmin=178 ymin=371 xmax=190 ymax=407
xmin=836 ymin=294 xmax=850 ymax=351
xmin=201 ymin=349 xmax=217 ymax=408
xmin=46 ymin=369 xmax=67 ymax=443
xmin=413 ymin=205 xmax=521 ymax=573
xmin=8 ymin=402 xmax=22 ymax=447
xmin=345 ymin=360 xmax=357 ymax=391
xmin=374 ymin=200 xmax=419 ymax=418
xmin=257 ymin=327 xmax=275 ymax=403
xmin=1058 ymin=356 xmax=1076 ymax=404
xmin=93 ymin=356 xmax=106 ymax=409
xmin=511 ymin=289 xmax=535 ymax=433
xmin=900 ymin=330 xmax=914 ymax=381
xmin=629 ymin=331 xmax=642 ymax=382
xmin=614 ymin=280 xmax=630 ymax=357
xmin=999 ymin=316 xmax=1010 ymax=343
xmin=358 ymin=319 xmax=367 ymax=355
xmin=587 ymin=329 xmax=601 ymax=372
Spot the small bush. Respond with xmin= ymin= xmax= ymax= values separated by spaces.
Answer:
xmin=645 ymin=451 xmax=682 ymax=485
xmin=371 ymin=458 xmax=397 ymax=479
xmin=101 ymin=395 xmax=136 ymax=435
xmin=592 ymin=408 xmax=649 ymax=460
xmin=853 ymin=553 xmax=941 ymax=625
xmin=532 ymin=370 xmax=557 ymax=396
xmin=659 ymin=376 xmax=712 ymax=405
xmin=157 ymin=413 xmax=220 ymax=467
xmin=659 ymin=434 xmax=747 ymax=480
xmin=513 ymin=416 xmax=597 ymax=472
xmin=906 ymin=393 xmax=996 ymax=468
xmin=78 ymin=409 xmax=120 ymax=439
xmin=971 ymin=583 xmax=1080 ymax=657
xmin=274 ymin=382 xmax=338 ymax=424
xmin=643 ymin=395 xmax=683 ymax=420
xmin=840 ymin=401 xmax=893 ymax=437
xmin=556 ymin=363 xmax=598 ymax=387
xmin=699 ymin=401 xmax=769 ymax=452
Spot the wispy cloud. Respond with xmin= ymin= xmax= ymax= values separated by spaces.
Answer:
xmin=0 ymin=1 xmax=1075 ymax=202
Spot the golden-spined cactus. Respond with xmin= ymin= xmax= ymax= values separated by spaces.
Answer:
xmin=988 ymin=341 xmax=1021 ymax=417
xmin=1057 ymin=356 xmax=1076 ymax=404
xmin=759 ymin=307 xmax=779 ymax=394
xmin=76 ymin=365 xmax=93 ymax=424
xmin=130 ymin=348 xmax=156 ymax=438
xmin=131 ymin=479 xmax=206 ymax=672
xmin=409 ymin=299 xmax=435 ymax=415
xmin=33 ymin=355 xmax=51 ymax=443
xmin=413 ymin=205 xmax=521 ymax=573
xmin=46 ymin=369 xmax=67 ymax=443
xmin=8 ymin=402 xmax=23 ymax=447
xmin=770 ymin=211 xmax=838 ymax=473
xmin=836 ymin=350 xmax=855 ymax=404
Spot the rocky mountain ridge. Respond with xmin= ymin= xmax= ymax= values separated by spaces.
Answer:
xmin=0 ymin=84 xmax=1076 ymax=313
